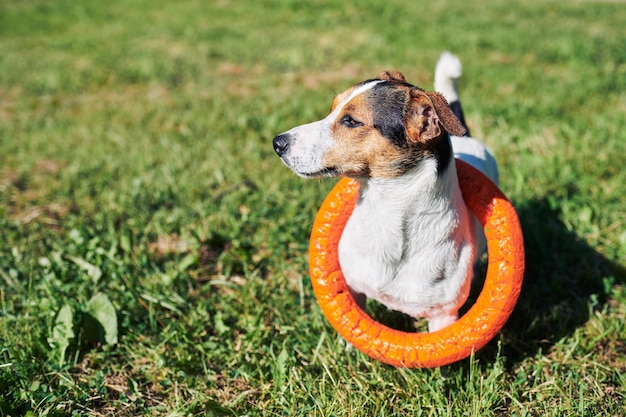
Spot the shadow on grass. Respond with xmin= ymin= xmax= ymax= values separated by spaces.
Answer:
xmin=480 ymin=197 xmax=626 ymax=364
xmin=368 ymin=196 xmax=626 ymax=366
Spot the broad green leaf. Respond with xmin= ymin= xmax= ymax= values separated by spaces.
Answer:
xmin=274 ymin=348 xmax=289 ymax=390
xmin=85 ymin=293 xmax=118 ymax=345
xmin=48 ymin=304 xmax=74 ymax=366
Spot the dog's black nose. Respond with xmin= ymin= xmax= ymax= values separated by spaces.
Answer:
xmin=273 ymin=134 xmax=290 ymax=157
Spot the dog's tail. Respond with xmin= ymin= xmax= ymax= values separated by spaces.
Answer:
xmin=434 ymin=52 xmax=469 ymax=136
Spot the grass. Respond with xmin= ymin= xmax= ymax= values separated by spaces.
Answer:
xmin=0 ymin=0 xmax=625 ymax=415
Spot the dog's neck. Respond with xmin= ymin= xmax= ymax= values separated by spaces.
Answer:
xmin=348 ymin=137 xmax=469 ymax=266
xmin=355 ymin=138 xmax=462 ymax=218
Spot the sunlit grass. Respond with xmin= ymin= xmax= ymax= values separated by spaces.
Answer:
xmin=1 ymin=0 xmax=625 ymax=415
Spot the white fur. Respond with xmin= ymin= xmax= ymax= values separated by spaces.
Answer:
xmin=452 ymin=135 xmax=499 ymax=186
xmin=275 ymin=53 xmax=499 ymax=332
xmin=339 ymin=55 xmax=498 ymax=332
xmin=339 ymin=158 xmax=476 ymax=331
xmin=434 ymin=51 xmax=462 ymax=103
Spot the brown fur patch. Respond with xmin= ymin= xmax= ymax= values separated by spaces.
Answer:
xmin=330 ymin=85 xmax=358 ymax=112
xmin=320 ymin=79 xmax=465 ymax=179
xmin=405 ymin=89 xmax=466 ymax=143
xmin=322 ymin=89 xmax=425 ymax=178
xmin=377 ymin=70 xmax=407 ymax=83
xmin=322 ymin=128 xmax=421 ymax=178
xmin=425 ymin=91 xmax=467 ymax=136
xmin=405 ymin=90 xmax=441 ymax=143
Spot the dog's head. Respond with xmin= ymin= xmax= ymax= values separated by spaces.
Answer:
xmin=273 ymin=71 xmax=466 ymax=179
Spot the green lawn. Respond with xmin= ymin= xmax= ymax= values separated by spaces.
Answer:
xmin=1 ymin=0 xmax=625 ymax=415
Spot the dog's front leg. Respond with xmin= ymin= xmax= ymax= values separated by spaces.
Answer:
xmin=427 ymin=311 xmax=458 ymax=333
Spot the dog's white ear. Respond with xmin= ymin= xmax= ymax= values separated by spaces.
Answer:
xmin=377 ymin=70 xmax=406 ymax=83
xmin=405 ymin=89 xmax=466 ymax=142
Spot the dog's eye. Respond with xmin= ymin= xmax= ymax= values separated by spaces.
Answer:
xmin=340 ymin=115 xmax=364 ymax=128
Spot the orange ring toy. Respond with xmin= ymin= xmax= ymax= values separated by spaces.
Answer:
xmin=308 ymin=159 xmax=525 ymax=368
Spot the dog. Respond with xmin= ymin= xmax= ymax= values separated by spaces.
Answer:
xmin=273 ymin=52 xmax=498 ymax=332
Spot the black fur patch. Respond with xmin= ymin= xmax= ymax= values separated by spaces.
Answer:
xmin=448 ymin=100 xmax=470 ymax=137
xmin=368 ymin=82 xmax=409 ymax=148
xmin=435 ymin=135 xmax=453 ymax=176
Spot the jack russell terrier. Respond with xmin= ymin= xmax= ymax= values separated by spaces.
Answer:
xmin=273 ymin=52 xmax=499 ymax=332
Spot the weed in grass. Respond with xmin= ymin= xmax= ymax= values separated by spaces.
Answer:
xmin=1 ymin=0 xmax=626 ymax=415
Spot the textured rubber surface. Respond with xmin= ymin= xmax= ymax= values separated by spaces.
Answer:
xmin=308 ymin=159 xmax=525 ymax=368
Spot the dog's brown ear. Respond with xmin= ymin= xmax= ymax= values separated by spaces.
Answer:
xmin=425 ymin=91 xmax=467 ymax=137
xmin=377 ymin=70 xmax=406 ymax=83
xmin=405 ymin=89 xmax=466 ymax=143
